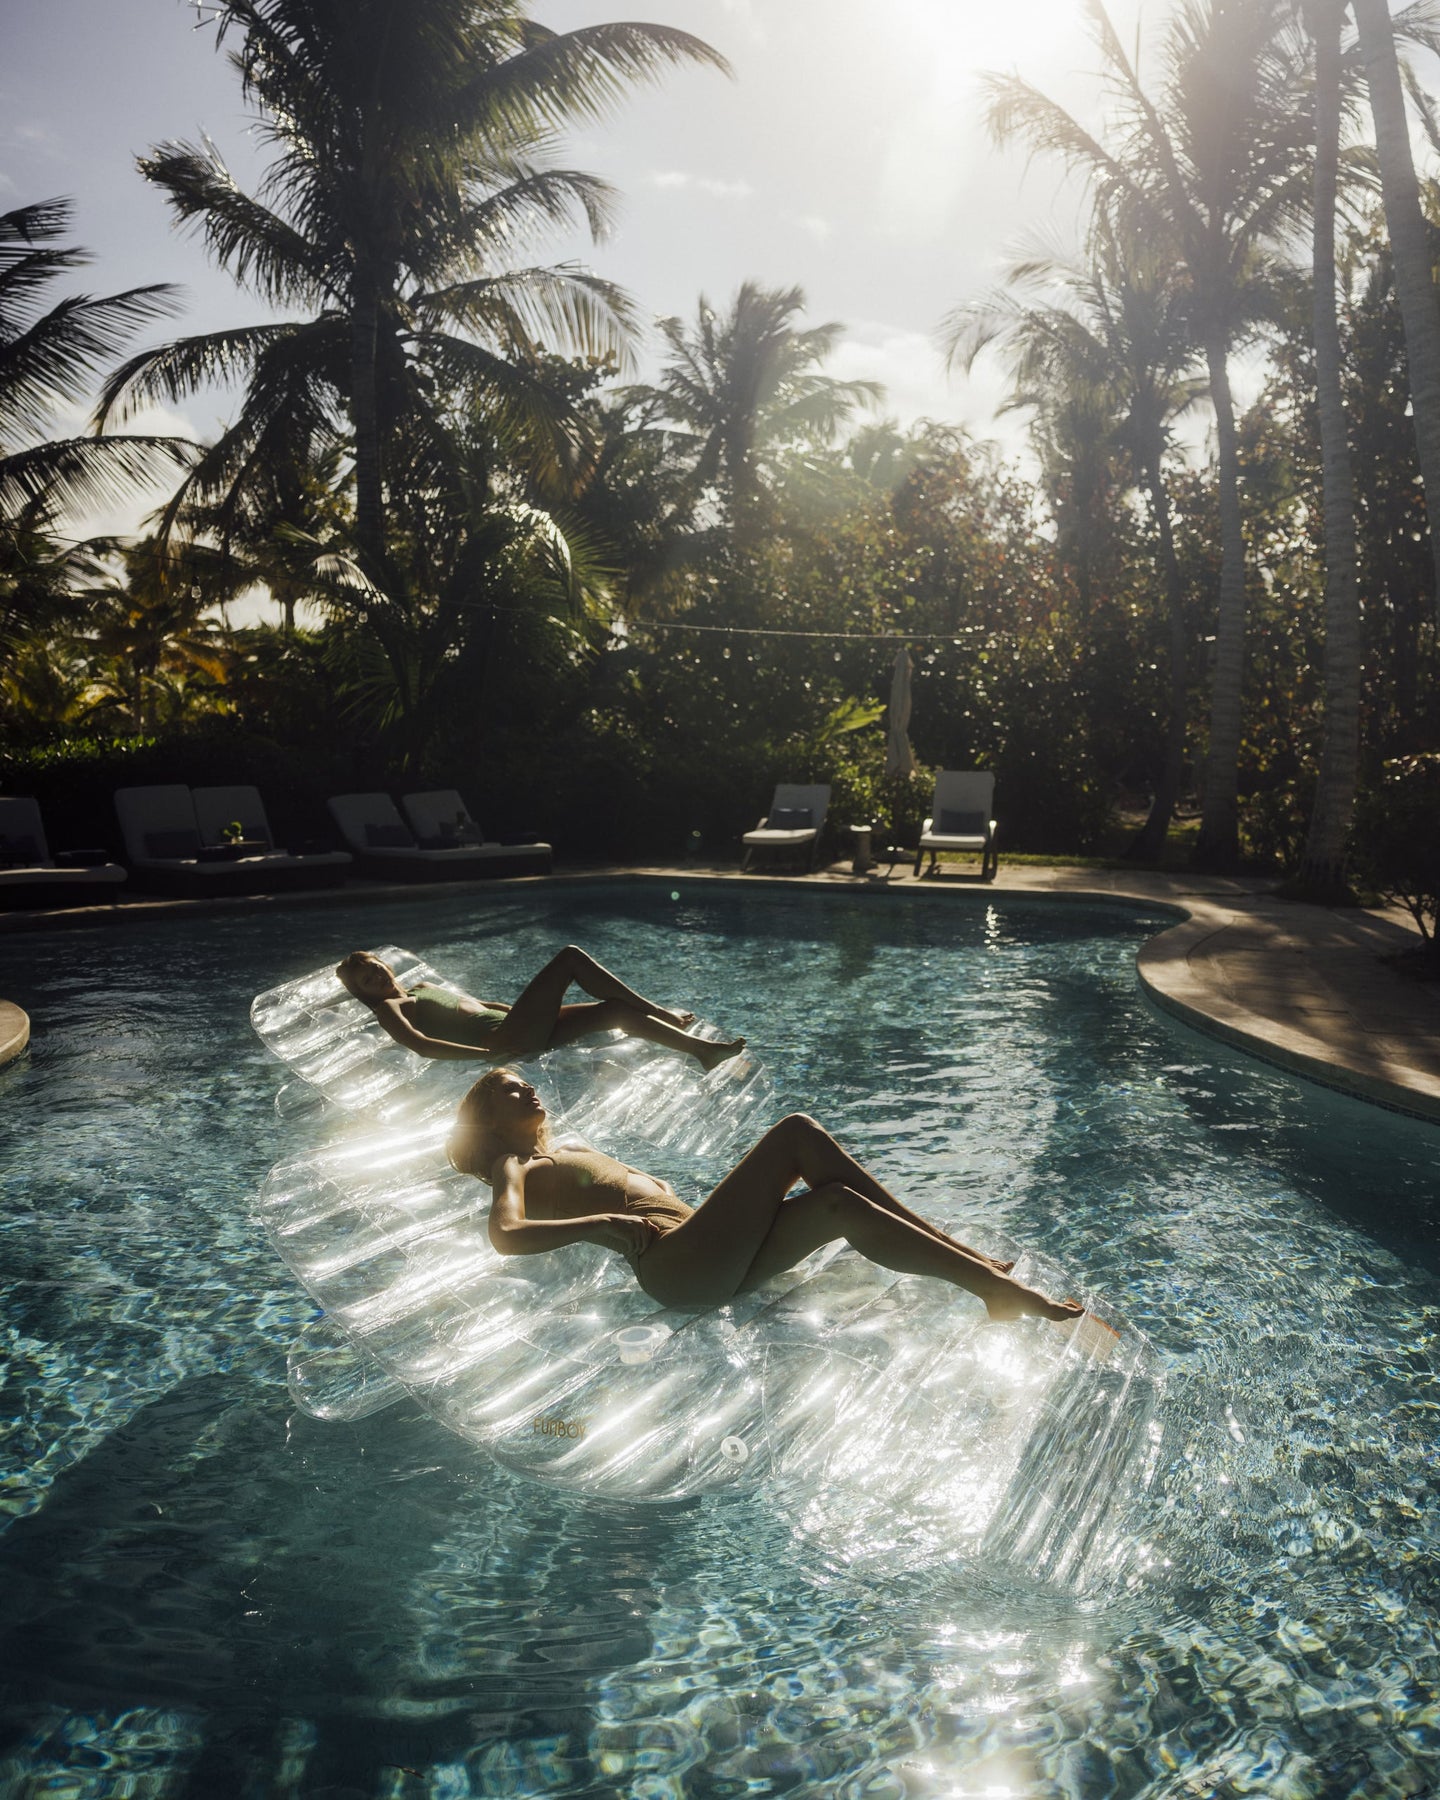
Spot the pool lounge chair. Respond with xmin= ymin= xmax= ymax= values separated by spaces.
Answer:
xmin=915 ymin=771 xmax=998 ymax=880
xmin=401 ymin=789 xmax=552 ymax=875
xmin=328 ymin=792 xmax=551 ymax=881
xmin=115 ymin=784 xmax=323 ymax=896
xmin=192 ymin=785 xmax=352 ymax=890
xmin=0 ymin=796 xmax=127 ymax=910
xmin=741 ymin=783 xmax=830 ymax=872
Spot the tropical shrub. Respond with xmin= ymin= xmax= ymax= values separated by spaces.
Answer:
xmin=1349 ymin=754 xmax=1440 ymax=952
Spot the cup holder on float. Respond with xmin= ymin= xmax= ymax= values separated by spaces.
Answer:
xmin=615 ymin=1323 xmax=671 ymax=1364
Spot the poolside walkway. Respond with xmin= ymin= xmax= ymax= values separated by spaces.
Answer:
xmin=1 ymin=855 xmax=1436 ymax=1121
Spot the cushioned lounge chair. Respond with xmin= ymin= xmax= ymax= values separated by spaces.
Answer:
xmin=328 ymin=792 xmax=551 ymax=882
xmin=192 ymin=785 xmax=351 ymax=891
xmin=914 ymin=771 xmax=998 ymax=880
xmin=0 ymin=796 xmax=127 ymax=910
xmin=401 ymin=789 xmax=552 ymax=875
xmin=115 ymin=784 xmax=323 ymax=896
xmin=741 ymin=783 xmax=830 ymax=872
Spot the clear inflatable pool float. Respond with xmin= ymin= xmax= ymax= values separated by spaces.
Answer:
xmin=252 ymin=954 xmax=1165 ymax=1591
xmin=250 ymin=944 xmax=774 ymax=1155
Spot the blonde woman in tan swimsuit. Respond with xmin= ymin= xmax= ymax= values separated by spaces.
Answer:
xmin=448 ymin=1068 xmax=1085 ymax=1321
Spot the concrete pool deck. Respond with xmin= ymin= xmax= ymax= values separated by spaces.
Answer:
xmin=1 ymin=856 xmax=1436 ymax=1121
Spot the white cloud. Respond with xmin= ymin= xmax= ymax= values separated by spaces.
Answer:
xmin=645 ymin=169 xmax=753 ymax=201
xmin=824 ymin=322 xmax=1031 ymax=466
xmin=717 ymin=0 xmax=767 ymax=44
xmin=794 ymin=213 xmax=833 ymax=243
xmin=7 ymin=120 xmax=62 ymax=150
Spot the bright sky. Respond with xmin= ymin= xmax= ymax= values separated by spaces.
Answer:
xmin=4 ymin=0 xmax=1170 ymax=543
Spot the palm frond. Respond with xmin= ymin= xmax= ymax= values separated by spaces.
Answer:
xmin=448 ymin=166 xmax=618 ymax=255
xmin=418 ymin=329 xmax=590 ymax=483
xmin=0 ymin=434 xmax=197 ymax=523
xmin=0 ymin=198 xmax=76 ymax=248
xmin=459 ymin=21 xmax=730 ymax=145
xmin=146 ymin=325 xmax=346 ymax=536
xmin=95 ymin=319 xmax=326 ymax=426
xmin=419 ymin=264 xmax=637 ymax=365
xmin=0 ymin=246 xmax=91 ymax=334
xmin=140 ymin=139 xmax=335 ymax=307
xmin=1 ymin=285 xmax=185 ymax=438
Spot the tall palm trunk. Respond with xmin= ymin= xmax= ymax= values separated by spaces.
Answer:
xmin=1128 ymin=450 xmax=1188 ymax=859
xmin=1354 ymin=0 xmax=1440 ymax=624
xmin=1297 ymin=0 xmax=1362 ymax=898
xmin=350 ymin=270 xmax=385 ymax=578
xmin=1195 ymin=329 xmax=1248 ymax=869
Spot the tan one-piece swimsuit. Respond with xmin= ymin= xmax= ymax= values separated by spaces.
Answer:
xmin=537 ymin=1146 xmax=692 ymax=1260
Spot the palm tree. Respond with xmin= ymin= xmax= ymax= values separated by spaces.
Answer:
xmin=98 ymin=0 xmax=725 ymax=598
xmin=640 ymin=282 xmax=882 ymax=538
xmin=177 ymin=441 xmax=354 ymax=633
xmin=0 ymin=633 xmax=102 ymax=735
xmin=1024 ymin=351 xmax=1125 ymax=618
xmin=846 ymin=419 xmax=929 ymax=493
xmin=945 ymin=231 xmax=1207 ymax=858
xmin=986 ymin=0 xmax=1314 ymax=869
xmin=1354 ymin=0 xmax=1440 ymax=626
xmin=0 ymin=198 xmax=191 ymax=648
xmin=80 ymin=536 xmax=240 ymax=732
xmin=1293 ymin=0 xmax=1363 ymax=898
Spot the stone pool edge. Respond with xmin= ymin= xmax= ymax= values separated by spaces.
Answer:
xmin=1130 ymin=902 xmax=1440 ymax=1124
xmin=0 ymin=999 xmax=29 ymax=1068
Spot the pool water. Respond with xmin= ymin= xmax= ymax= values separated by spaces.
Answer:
xmin=2 ymin=881 xmax=1438 ymax=1798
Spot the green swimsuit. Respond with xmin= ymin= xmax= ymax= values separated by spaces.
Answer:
xmin=405 ymin=982 xmax=508 ymax=1048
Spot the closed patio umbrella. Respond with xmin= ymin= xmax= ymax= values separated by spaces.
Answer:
xmin=885 ymin=648 xmax=917 ymax=779
xmin=882 ymin=647 xmax=917 ymax=870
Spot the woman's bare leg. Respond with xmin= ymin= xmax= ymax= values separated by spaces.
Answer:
xmin=747 ymin=1113 xmax=1013 ymax=1273
xmin=549 ymin=945 xmax=696 ymax=1026
xmin=636 ymin=1116 xmax=1080 ymax=1317
xmin=733 ymin=1184 xmax=1079 ymax=1321
xmin=536 ymin=999 xmax=744 ymax=1071
xmin=493 ymin=946 xmax=727 ymax=1055
xmin=634 ymin=1118 xmax=820 ymax=1303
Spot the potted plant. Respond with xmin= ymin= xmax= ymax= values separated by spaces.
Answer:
xmin=205 ymin=819 xmax=248 ymax=861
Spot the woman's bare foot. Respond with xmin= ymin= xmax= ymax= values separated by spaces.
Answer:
xmin=697 ymin=1036 xmax=746 ymax=1073
xmin=985 ymin=1256 xmax=1017 ymax=1275
xmin=983 ymin=1283 xmax=1085 ymax=1325
xmin=651 ymin=1006 xmax=697 ymax=1029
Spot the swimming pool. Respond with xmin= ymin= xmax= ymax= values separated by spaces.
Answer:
xmin=2 ymin=881 xmax=1438 ymax=1796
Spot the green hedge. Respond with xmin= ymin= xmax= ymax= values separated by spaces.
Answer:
xmin=0 ymin=726 xmax=352 ymax=855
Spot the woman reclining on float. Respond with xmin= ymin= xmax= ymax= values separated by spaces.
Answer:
xmin=336 ymin=946 xmax=745 ymax=1073
xmin=448 ymin=1068 xmax=1085 ymax=1320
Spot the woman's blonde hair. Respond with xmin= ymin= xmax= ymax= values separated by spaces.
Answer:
xmin=335 ymin=949 xmax=389 ymax=996
xmin=447 ymin=1068 xmax=549 ymax=1177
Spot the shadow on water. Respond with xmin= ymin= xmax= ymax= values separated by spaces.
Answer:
xmin=0 ymin=1373 xmax=671 ymax=1794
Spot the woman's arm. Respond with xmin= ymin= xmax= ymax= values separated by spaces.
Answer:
xmin=488 ymin=1156 xmax=659 ymax=1257
xmin=369 ymin=996 xmax=492 ymax=1061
